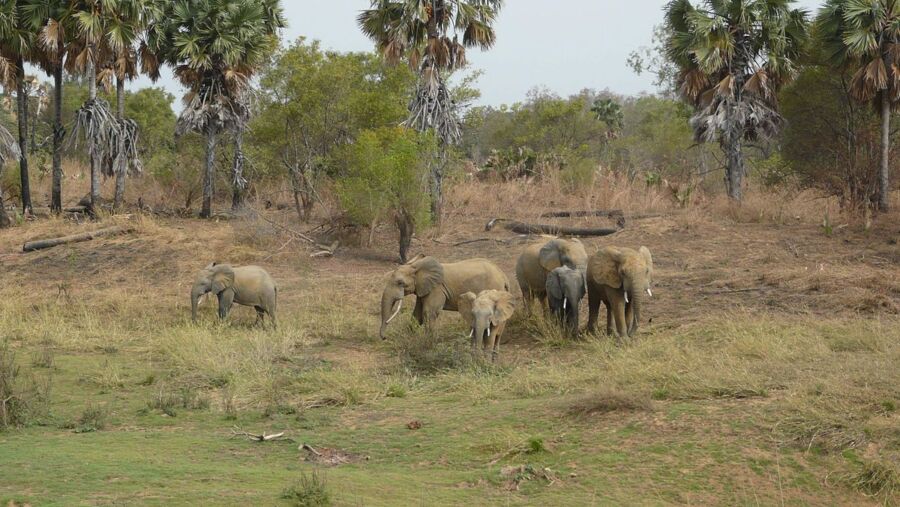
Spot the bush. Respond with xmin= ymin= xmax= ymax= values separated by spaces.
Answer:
xmin=389 ymin=325 xmax=481 ymax=375
xmin=0 ymin=342 xmax=51 ymax=430
xmin=75 ymin=403 xmax=108 ymax=433
xmin=281 ymin=470 xmax=331 ymax=506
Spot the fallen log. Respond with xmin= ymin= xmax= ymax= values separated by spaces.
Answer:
xmin=540 ymin=209 xmax=624 ymax=218
xmin=485 ymin=218 xmax=620 ymax=237
xmin=23 ymin=226 xmax=134 ymax=252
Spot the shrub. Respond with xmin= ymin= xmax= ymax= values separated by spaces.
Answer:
xmin=281 ymin=470 xmax=331 ymax=506
xmin=75 ymin=404 xmax=108 ymax=433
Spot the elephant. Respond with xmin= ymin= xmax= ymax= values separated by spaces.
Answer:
xmin=546 ymin=265 xmax=586 ymax=336
xmin=191 ymin=263 xmax=278 ymax=327
xmin=458 ymin=290 xmax=516 ymax=361
xmin=586 ymin=246 xmax=653 ymax=338
xmin=515 ymin=237 xmax=588 ymax=312
xmin=380 ymin=255 xmax=510 ymax=340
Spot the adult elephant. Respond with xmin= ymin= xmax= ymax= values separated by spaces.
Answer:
xmin=191 ymin=263 xmax=278 ymax=327
xmin=380 ymin=255 xmax=510 ymax=339
xmin=586 ymin=246 xmax=653 ymax=338
xmin=515 ymin=238 xmax=587 ymax=311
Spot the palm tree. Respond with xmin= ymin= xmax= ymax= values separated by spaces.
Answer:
xmin=818 ymin=0 xmax=900 ymax=211
xmin=147 ymin=0 xmax=284 ymax=218
xmin=664 ymin=0 xmax=808 ymax=201
xmin=0 ymin=1 xmax=38 ymax=215
xmin=22 ymin=0 xmax=75 ymax=213
xmin=358 ymin=0 xmax=503 ymax=223
xmin=100 ymin=0 xmax=154 ymax=209
xmin=591 ymin=98 xmax=624 ymax=139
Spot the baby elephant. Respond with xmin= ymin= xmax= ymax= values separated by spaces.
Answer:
xmin=458 ymin=290 xmax=516 ymax=362
xmin=546 ymin=266 xmax=585 ymax=336
xmin=191 ymin=263 xmax=277 ymax=328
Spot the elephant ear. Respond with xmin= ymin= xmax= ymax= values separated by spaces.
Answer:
xmin=538 ymin=240 xmax=563 ymax=272
xmin=405 ymin=253 xmax=426 ymax=265
xmin=589 ymin=247 xmax=624 ymax=289
xmin=639 ymin=246 xmax=653 ymax=273
xmin=545 ymin=269 xmax=564 ymax=301
xmin=412 ymin=257 xmax=444 ymax=297
xmin=458 ymin=292 xmax=477 ymax=325
xmin=210 ymin=265 xmax=235 ymax=294
xmin=491 ymin=291 xmax=515 ymax=325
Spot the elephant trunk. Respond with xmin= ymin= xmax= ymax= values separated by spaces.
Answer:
xmin=630 ymin=291 xmax=644 ymax=336
xmin=191 ymin=285 xmax=205 ymax=322
xmin=380 ymin=290 xmax=403 ymax=340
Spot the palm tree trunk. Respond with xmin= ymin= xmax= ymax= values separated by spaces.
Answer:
xmin=87 ymin=54 xmax=101 ymax=211
xmin=0 ymin=163 xmax=9 ymax=228
xmin=231 ymin=128 xmax=245 ymax=211
xmin=724 ymin=129 xmax=744 ymax=201
xmin=879 ymin=90 xmax=891 ymax=211
xmin=201 ymin=123 xmax=217 ymax=218
xmin=15 ymin=60 xmax=32 ymax=215
xmin=113 ymin=76 xmax=127 ymax=209
xmin=430 ymin=151 xmax=445 ymax=226
xmin=51 ymin=64 xmax=64 ymax=214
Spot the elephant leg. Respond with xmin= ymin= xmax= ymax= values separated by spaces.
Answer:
xmin=422 ymin=293 xmax=445 ymax=330
xmin=587 ymin=286 xmax=600 ymax=332
xmin=254 ymin=307 xmax=266 ymax=327
xmin=470 ymin=329 xmax=479 ymax=353
xmin=217 ymin=289 xmax=235 ymax=320
xmin=491 ymin=324 xmax=505 ymax=362
xmin=413 ymin=297 xmax=424 ymax=325
xmin=521 ymin=288 xmax=534 ymax=315
xmin=613 ymin=301 xmax=628 ymax=338
xmin=605 ymin=302 xmax=613 ymax=336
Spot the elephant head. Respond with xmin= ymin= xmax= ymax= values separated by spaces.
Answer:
xmin=539 ymin=238 xmax=588 ymax=273
xmin=546 ymin=266 xmax=586 ymax=333
xmin=592 ymin=246 xmax=653 ymax=332
xmin=457 ymin=290 xmax=515 ymax=346
xmin=191 ymin=263 xmax=235 ymax=321
xmin=380 ymin=255 xmax=444 ymax=339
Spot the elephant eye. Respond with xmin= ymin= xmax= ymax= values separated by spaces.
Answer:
xmin=396 ymin=280 xmax=404 ymax=286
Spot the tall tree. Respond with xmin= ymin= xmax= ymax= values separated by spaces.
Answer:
xmin=101 ymin=0 xmax=153 ymax=209
xmin=664 ymin=0 xmax=808 ymax=201
xmin=23 ymin=0 xmax=74 ymax=213
xmin=146 ymin=0 xmax=284 ymax=218
xmin=358 ymin=0 xmax=503 ymax=224
xmin=818 ymin=0 xmax=900 ymax=211
xmin=0 ymin=1 xmax=37 ymax=215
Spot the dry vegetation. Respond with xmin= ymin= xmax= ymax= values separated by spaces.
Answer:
xmin=0 ymin=174 xmax=898 ymax=505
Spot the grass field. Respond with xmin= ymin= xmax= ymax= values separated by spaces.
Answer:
xmin=1 ymin=179 xmax=898 ymax=505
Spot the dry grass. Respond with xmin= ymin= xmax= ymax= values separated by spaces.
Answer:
xmin=565 ymin=388 xmax=653 ymax=417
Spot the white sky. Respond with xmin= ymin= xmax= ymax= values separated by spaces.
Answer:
xmin=125 ymin=0 xmax=824 ymax=106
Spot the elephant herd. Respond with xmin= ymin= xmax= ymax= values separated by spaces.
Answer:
xmin=190 ymin=238 xmax=654 ymax=361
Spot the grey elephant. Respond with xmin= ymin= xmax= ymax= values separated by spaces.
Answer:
xmin=191 ymin=263 xmax=278 ymax=327
xmin=515 ymin=238 xmax=588 ymax=312
xmin=586 ymin=246 xmax=653 ymax=338
xmin=380 ymin=255 xmax=510 ymax=340
xmin=546 ymin=265 xmax=586 ymax=336
xmin=458 ymin=290 xmax=516 ymax=361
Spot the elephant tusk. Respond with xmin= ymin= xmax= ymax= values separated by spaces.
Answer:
xmin=487 ymin=326 xmax=491 ymax=337
xmin=562 ymin=298 xmax=567 ymax=310
xmin=647 ymin=288 xmax=653 ymax=297
xmin=385 ymin=299 xmax=402 ymax=324
xmin=624 ymin=291 xmax=630 ymax=304
xmin=468 ymin=328 xmax=474 ymax=338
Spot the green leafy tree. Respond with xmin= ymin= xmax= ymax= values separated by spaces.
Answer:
xmin=664 ymin=0 xmax=808 ymax=201
xmin=334 ymin=127 xmax=434 ymax=263
xmin=146 ymin=0 xmax=285 ymax=217
xmin=358 ymin=0 xmax=503 ymax=224
xmin=251 ymin=38 xmax=414 ymax=221
xmin=591 ymin=98 xmax=624 ymax=139
xmin=818 ymin=0 xmax=900 ymax=211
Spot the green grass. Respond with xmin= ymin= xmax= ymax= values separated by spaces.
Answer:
xmin=0 ymin=290 xmax=897 ymax=505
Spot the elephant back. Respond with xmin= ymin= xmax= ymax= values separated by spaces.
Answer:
xmin=515 ymin=242 xmax=549 ymax=293
xmin=443 ymin=258 xmax=509 ymax=310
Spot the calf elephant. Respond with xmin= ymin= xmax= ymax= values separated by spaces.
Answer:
xmin=191 ymin=263 xmax=278 ymax=327
xmin=586 ymin=246 xmax=653 ymax=338
xmin=546 ymin=266 xmax=586 ymax=336
xmin=380 ymin=255 xmax=510 ymax=339
xmin=515 ymin=238 xmax=587 ymax=311
xmin=458 ymin=290 xmax=516 ymax=361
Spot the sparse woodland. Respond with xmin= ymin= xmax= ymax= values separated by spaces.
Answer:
xmin=0 ymin=1 xmax=899 ymax=505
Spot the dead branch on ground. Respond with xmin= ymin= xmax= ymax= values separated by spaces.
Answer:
xmin=485 ymin=218 xmax=620 ymax=237
xmin=22 ymin=226 xmax=134 ymax=252
xmin=230 ymin=426 xmax=286 ymax=442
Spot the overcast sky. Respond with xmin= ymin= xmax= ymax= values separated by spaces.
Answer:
xmin=130 ymin=0 xmax=825 ymax=107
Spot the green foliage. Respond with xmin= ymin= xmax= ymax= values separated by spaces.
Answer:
xmin=75 ymin=403 xmax=108 ymax=433
xmin=250 ymin=38 xmax=414 ymax=181
xmin=334 ymin=127 xmax=434 ymax=233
